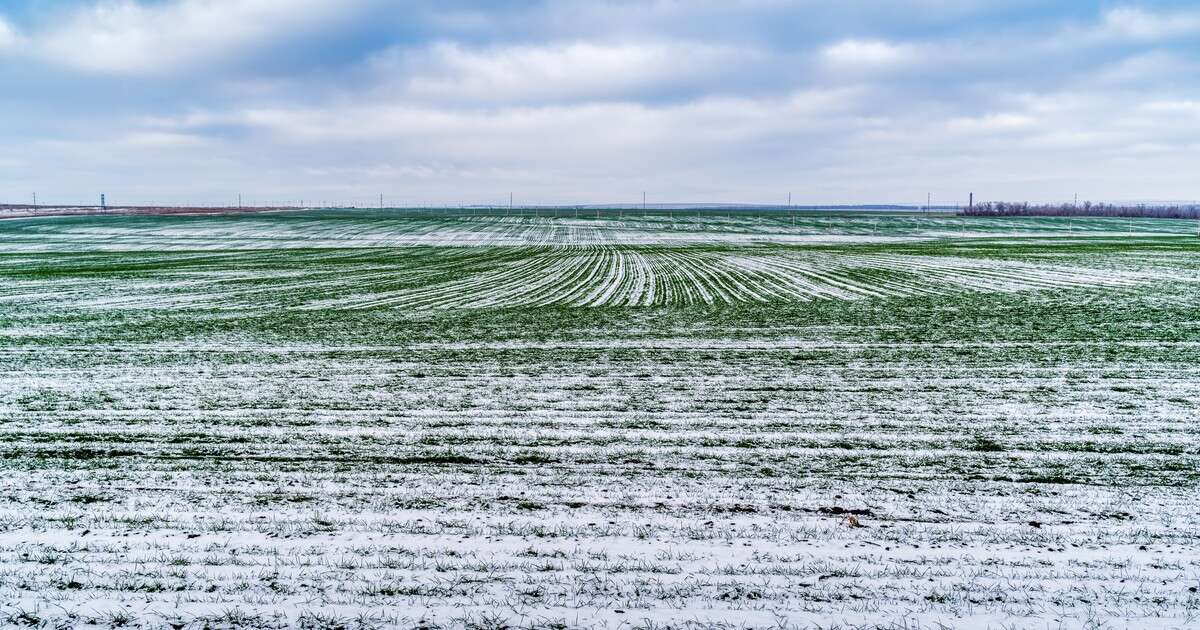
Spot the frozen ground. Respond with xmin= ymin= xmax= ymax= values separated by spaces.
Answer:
xmin=0 ymin=211 xmax=1198 ymax=629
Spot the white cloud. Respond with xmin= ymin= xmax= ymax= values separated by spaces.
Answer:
xmin=36 ymin=0 xmax=358 ymax=74
xmin=822 ymin=39 xmax=916 ymax=69
xmin=946 ymin=113 xmax=1036 ymax=134
xmin=181 ymin=87 xmax=858 ymax=170
xmin=1092 ymin=50 xmax=1199 ymax=86
xmin=1099 ymin=7 xmax=1200 ymax=40
xmin=0 ymin=15 xmax=21 ymax=51
xmin=119 ymin=131 xmax=211 ymax=148
xmin=1142 ymin=100 xmax=1200 ymax=115
xmin=378 ymin=40 xmax=759 ymax=103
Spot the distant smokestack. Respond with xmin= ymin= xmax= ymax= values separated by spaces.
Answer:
xmin=969 ymin=192 xmax=973 ymax=210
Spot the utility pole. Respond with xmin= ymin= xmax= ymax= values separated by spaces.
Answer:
xmin=926 ymin=192 xmax=931 ymax=214
xmin=32 ymin=192 xmax=37 ymax=211
xmin=643 ymin=191 xmax=646 ymax=211
xmin=238 ymin=193 xmax=242 ymax=209
xmin=380 ymin=193 xmax=384 ymax=209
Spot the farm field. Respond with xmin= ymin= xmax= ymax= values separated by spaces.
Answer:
xmin=1 ymin=210 xmax=1199 ymax=629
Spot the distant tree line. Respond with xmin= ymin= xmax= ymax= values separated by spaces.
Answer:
xmin=962 ymin=201 xmax=1200 ymax=219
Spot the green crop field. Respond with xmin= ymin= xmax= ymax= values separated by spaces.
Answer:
xmin=1 ymin=210 xmax=1198 ymax=628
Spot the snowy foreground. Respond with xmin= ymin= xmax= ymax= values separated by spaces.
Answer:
xmin=1 ymin=211 xmax=1198 ymax=629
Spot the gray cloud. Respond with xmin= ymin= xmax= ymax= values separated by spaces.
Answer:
xmin=1 ymin=1 xmax=1198 ymax=205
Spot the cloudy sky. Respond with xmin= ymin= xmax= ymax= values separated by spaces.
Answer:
xmin=1 ymin=1 xmax=1198 ymax=206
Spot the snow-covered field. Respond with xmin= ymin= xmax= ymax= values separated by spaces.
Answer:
xmin=1 ymin=211 xmax=1198 ymax=629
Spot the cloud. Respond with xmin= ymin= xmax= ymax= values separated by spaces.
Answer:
xmin=387 ymin=40 xmax=760 ymax=103
xmin=1142 ymin=100 xmax=1200 ymax=115
xmin=822 ymin=39 xmax=916 ymax=69
xmin=946 ymin=113 xmax=1036 ymax=134
xmin=0 ymin=15 xmax=20 ymax=51
xmin=1092 ymin=50 xmax=1200 ymax=86
xmin=125 ymin=86 xmax=862 ymax=199
xmin=35 ymin=0 xmax=361 ymax=74
xmin=1098 ymin=6 xmax=1200 ymax=40
xmin=119 ymin=131 xmax=212 ymax=148
xmin=221 ymin=87 xmax=857 ymax=151
xmin=3 ymin=2 xmax=1200 ymax=204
